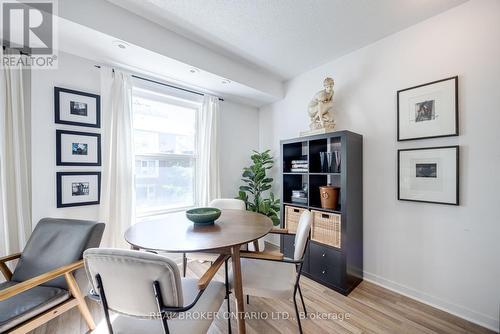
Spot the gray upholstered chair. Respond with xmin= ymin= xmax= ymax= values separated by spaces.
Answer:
xmin=230 ymin=210 xmax=312 ymax=334
xmin=0 ymin=218 xmax=105 ymax=334
xmin=84 ymin=248 xmax=228 ymax=334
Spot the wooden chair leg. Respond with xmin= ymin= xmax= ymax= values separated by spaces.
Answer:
xmin=64 ymin=272 xmax=96 ymax=331
xmin=0 ymin=262 xmax=13 ymax=280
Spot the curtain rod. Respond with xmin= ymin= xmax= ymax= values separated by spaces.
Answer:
xmin=94 ymin=65 xmax=224 ymax=101
xmin=2 ymin=45 xmax=31 ymax=56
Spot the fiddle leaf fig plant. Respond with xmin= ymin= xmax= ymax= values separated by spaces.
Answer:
xmin=237 ymin=150 xmax=281 ymax=226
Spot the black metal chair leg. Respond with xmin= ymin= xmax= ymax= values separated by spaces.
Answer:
xmin=153 ymin=281 xmax=171 ymax=334
xmin=293 ymin=290 xmax=304 ymax=334
xmin=95 ymin=274 xmax=114 ymax=334
xmin=182 ymin=253 xmax=187 ymax=277
xmin=297 ymin=283 xmax=307 ymax=317
xmin=224 ymin=260 xmax=232 ymax=334
xmin=224 ymin=260 xmax=229 ymax=301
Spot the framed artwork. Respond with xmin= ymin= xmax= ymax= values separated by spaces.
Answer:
xmin=56 ymin=130 xmax=101 ymax=166
xmin=54 ymin=87 xmax=101 ymax=128
xmin=398 ymin=146 xmax=459 ymax=205
xmin=56 ymin=172 xmax=101 ymax=208
xmin=397 ymin=76 xmax=458 ymax=141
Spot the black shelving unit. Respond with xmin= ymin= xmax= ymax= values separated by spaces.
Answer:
xmin=280 ymin=130 xmax=363 ymax=295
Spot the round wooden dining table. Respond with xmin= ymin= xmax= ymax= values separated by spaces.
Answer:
xmin=124 ymin=209 xmax=273 ymax=334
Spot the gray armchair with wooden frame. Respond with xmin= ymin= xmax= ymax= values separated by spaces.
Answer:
xmin=230 ymin=210 xmax=313 ymax=334
xmin=0 ymin=218 xmax=105 ymax=333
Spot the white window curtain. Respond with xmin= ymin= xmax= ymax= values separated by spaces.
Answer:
xmin=99 ymin=67 xmax=135 ymax=248
xmin=0 ymin=54 xmax=32 ymax=256
xmin=196 ymin=95 xmax=221 ymax=206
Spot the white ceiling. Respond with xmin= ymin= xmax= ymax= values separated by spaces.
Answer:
xmin=106 ymin=0 xmax=468 ymax=80
xmin=57 ymin=18 xmax=276 ymax=107
xmin=55 ymin=0 xmax=285 ymax=107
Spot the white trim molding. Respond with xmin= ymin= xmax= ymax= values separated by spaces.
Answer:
xmin=363 ymin=271 xmax=499 ymax=332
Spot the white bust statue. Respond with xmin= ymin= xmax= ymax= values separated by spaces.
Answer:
xmin=307 ymin=77 xmax=335 ymax=131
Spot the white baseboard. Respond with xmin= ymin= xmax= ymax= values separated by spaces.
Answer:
xmin=264 ymin=240 xmax=498 ymax=332
xmin=363 ymin=271 xmax=499 ymax=333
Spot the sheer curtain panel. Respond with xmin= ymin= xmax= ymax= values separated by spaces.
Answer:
xmin=0 ymin=54 xmax=32 ymax=256
xmin=99 ymin=67 xmax=135 ymax=248
xmin=196 ymin=95 xmax=221 ymax=206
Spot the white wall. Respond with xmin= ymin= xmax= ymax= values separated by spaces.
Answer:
xmin=259 ymin=0 xmax=500 ymax=330
xmin=31 ymin=52 xmax=101 ymax=225
xmin=219 ymin=100 xmax=260 ymax=198
xmin=31 ymin=52 xmax=260 ymax=226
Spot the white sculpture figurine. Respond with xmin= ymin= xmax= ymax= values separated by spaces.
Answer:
xmin=307 ymin=77 xmax=335 ymax=132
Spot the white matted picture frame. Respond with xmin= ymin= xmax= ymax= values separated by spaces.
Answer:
xmin=397 ymin=76 xmax=458 ymax=141
xmin=54 ymin=87 xmax=101 ymax=128
xmin=398 ymin=146 xmax=459 ymax=206
xmin=56 ymin=172 xmax=101 ymax=208
xmin=56 ymin=130 xmax=101 ymax=166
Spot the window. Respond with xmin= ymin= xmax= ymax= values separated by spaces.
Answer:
xmin=133 ymin=87 xmax=199 ymax=216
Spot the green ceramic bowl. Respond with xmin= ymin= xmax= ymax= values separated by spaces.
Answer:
xmin=185 ymin=207 xmax=221 ymax=225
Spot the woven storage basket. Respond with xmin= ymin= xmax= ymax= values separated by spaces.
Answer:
xmin=311 ymin=210 xmax=341 ymax=248
xmin=285 ymin=205 xmax=308 ymax=233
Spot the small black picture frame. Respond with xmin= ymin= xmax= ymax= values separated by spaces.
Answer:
xmin=55 ymin=87 xmax=101 ymax=128
xmin=56 ymin=172 xmax=101 ymax=208
xmin=397 ymin=76 xmax=458 ymax=141
xmin=56 ymin=130 xmax=101 ymax=166
xmin=398 ymin=145 xmax=459 ymax=206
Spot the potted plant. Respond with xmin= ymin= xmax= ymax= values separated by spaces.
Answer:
xmin=237 ymin=150 xmax=280 ymax=251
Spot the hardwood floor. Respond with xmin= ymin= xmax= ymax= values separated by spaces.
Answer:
xmin=30 ymin=250 xmax=494 ymax=334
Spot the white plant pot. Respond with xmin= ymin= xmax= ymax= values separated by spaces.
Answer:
xmin=248 ymin=238 xmax=265 ymax=251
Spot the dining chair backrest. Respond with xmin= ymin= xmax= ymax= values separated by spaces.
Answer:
xmin=294 ymin=211 xmax=312 ymax=261
xmin=209 ymin=198 xmax=246 ymax=211
xmin=11 ymin=218 xmax=104 ymax=289
xmin=84 ymin=248 xmax=183 ymax=318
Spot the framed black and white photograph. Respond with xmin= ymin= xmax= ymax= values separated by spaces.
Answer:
xmin=57 ymin=172 xmax=101 ymax=208
xmin=397 ymin=76 xmax=458 ymax=141
xmin=398 ymin=146 xmax=459 ymax=205
xmin=56 ymin=130 xmax=101 ymax=166
xmin=55 ymin=87 xmax=101 ymax=128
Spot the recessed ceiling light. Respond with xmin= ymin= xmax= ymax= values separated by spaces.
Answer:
xmin=112 ymin=40 xmax=129 ymax=50
xmin=221 ymin=79 xmax=231 ymax=84
xmin=189 ymin=67 xmax=200 ymax=74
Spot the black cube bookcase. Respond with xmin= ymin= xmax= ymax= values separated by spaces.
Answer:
xmin=280 ymin=130 xmax=363 ymax=295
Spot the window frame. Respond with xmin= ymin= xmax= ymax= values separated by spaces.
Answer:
xmin=132 ymin=86 xmax=201 ymax=218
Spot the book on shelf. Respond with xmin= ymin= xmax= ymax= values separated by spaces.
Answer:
xmin=290 ymin=168 xmax=308 ymax=173
xmin=291 ymin=197 xmax=307 ymax=204
xmin=292 ymin=190 xmax=307 ymax=198
xmin=291 ymin=160 xmax=307 ymax=164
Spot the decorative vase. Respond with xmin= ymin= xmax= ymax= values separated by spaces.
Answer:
xmin=333 ymin=150 xmax=341 ymax=173
xmin=319 ymin=185 xmax=339 ymax=210
xmin=326 ymin=152 xmax=333 ymax=173
xmin=320 ymin=152 xmax=326 ymax=172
